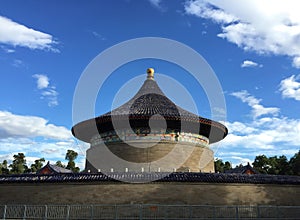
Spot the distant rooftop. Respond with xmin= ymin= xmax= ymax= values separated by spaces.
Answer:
xmin=225 ymin=163 xmax=259 ymax=175
xmin=37 ymin=162 xmax=72 ymax=175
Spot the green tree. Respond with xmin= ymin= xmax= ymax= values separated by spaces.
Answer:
xmin=30 ymin=158 xmax=45 ymax=173
xmin=253 ymin=154 xmax=293 ymax=175
xmin=9 ymin=153 xmax=29 ymax=174
xmin=224 ymin=161 xmax=232 ymax=171
xmin=214 ymin=158 xmax=224 ymax=173
xmin=252 ymin=155 xmax=269 ymax=174
xmin=65 ymin=150 xmax=80 ymax=173
xmin=214 ymin=159 xmax=232 ymax=173
xmin=276 ymin=155 xmax=292 ymax=175
xmin=1 ymin=160 xmax=10 ymax=175
xmin=290 ymin=150 xmax=300 ymax=176
xmin=55 ymin=160 xmax=66 ymax=168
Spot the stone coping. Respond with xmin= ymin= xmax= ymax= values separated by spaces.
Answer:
xmin=0 ymin=172 xmax=299 ymax=185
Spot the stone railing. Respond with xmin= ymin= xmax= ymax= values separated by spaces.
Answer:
xmin=0 ymin=204 xmax=299 ymax=219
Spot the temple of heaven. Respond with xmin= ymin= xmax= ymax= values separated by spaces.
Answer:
xmin=72 ymin=68 xmax=228 ymax=173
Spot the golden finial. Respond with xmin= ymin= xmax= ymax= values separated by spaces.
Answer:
xmin=147 ymin=68 xmax=154 ymax=80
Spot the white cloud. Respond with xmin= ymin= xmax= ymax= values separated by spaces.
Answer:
xmin=148 ymin=0 xmax=166 ymax=11
xmin=279 ymin=74 xmax=300 ymax=101
xmin=292 ymin=56 xmax=300 ymax=68
xmin=0 ymin=111 xmax=86 ymax=169
xmin=32 ymin=74 xmax=58 ymax=106
xmin=220 ymin=116 xmax=300 ymax=154
xmin=230 ymin=156 xmax=252 ymax=166
xmin=231 ymin=90 xmax=280 ymax=118
xmin=214 ymin=90 xmax=300 ymax=165
xmin=0 ymin=111 xmax=71 ymax=140
xmin=12 ymin=59 xmax=24 ymax=67
xmin=224 ymin=121 xmax=257 ymax=135
xmin=32 ymin=74 xmax=49 ymax=89
xmin=241 ymin=60 xmax=262 ymax=68
xmin=185 ymin=0 xmax=300 ymax=68
xmin=0 ymin=45 xmax=15 ymax=53
xmin=149 ymin=0 xmax=161 ymax=7
xmin=0 ymin=16 xmax=57 ymax=51
xmin=41 ymin=87 xmax=59 ymax=107
xmin=217 ymin=117 xmax=300 ymax=166
xmin=91 ymin=31 xmax=106 ymax=40
xmin=184 ymin=0 xmax=238 ymax=24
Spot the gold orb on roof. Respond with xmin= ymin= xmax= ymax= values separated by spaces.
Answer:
xmin=147 ymin=68 xmax=154 ymax=80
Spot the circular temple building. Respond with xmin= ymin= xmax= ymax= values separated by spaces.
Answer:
xmin=72 ymin=69 xmax=228 ymax=173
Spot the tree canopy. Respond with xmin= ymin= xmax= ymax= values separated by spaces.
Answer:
xmin=0 ymin=149 xmax=81 ymax=175
xmin=214 ymin=158 xmax=232 ymax=173
xmin=215 ymin=151 xmax=300 ymax=176
xmin=65 ymin=150 xmax=80 ymax=173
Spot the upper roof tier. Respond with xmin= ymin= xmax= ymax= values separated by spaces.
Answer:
xmin=72 ymin=68 xmax=228 ymax=144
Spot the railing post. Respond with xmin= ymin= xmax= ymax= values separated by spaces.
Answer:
xmin=235 ymin=205 xmax=239 ymax=220
xmin=3 ymin=205 xmax=7 ymax=219
xmin=90 ymin=205 xmax=93 ymax=220
xmin=164 ymin=205 xmax=168 ymax=220
xmin=44 ymin=205 xmax=48 ymax=220
xmin=211 ymin=206 xmax=214 ymax=219
xmin=189 ymin=205 xmax=192 ymax=219
xmin=66 ymin=205 xmax=70 ymax=220
xmin=257 ymin=205 xmax=260 ymax=218
xmin=23 ymin=205 xmax=27 ymax=220
xmin=139 ymin=204 xmax=143 ymax=220
xmin=115 ymin=204 xmax=118 ymax=220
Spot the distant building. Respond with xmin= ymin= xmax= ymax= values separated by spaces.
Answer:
xmin=37 ymin=162 xmax=72 ymax=174
xmin=225 ymin=163 xmax=259 ymax=175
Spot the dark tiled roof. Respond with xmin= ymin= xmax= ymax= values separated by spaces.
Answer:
xmin=48 ymin=164 xmax=73 ymax=174
xmin=37 ymin=162 xmax=72 ymax=174
xmin=102 ymin=79 xmax=198 ymax=118
xmin=0 ymin=172 xmax=299 ymax=185
xmin=72 ymin=77 xmax=228 ymax=143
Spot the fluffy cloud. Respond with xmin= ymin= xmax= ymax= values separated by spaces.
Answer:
xmin=0 ymin=111 xmax=87 ymax=169
xmin=32 ymin=74 xmax=49 ymax=89
xmin=293 ymin=57 xmax=300 ymax=68
xmin=185 ymin=0 xmax=300 ymax=68
xmin=231 ymin=90 xmax=280 ymax=118
xmin=241 ymin=60 xmax=262 ymax=68
xmin=0 ymin=45 xmax=15 ymax=53
xmin=279 ymin=74 xmax=300 ymax=101
xmin=0 ymin=111 xmax=71 ymax=140
xmin=185 ymin=0 xmax=237 ymax=24
xmin=32 ymin=74 xmax=58 ymax=106
xmin=219 ymin=116 xmax=300 ymax=161
xmin=215 ymin=91 xmax=300 ymax=166
xmin=0 ymin=16 xmax=57 ymax=51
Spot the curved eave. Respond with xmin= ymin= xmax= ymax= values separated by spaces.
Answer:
xmin=72 ymin=115 xmax=228 ymax=144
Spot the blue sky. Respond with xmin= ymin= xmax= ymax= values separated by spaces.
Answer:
xmin=0 ymin=0 xmax=300 ymax=169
